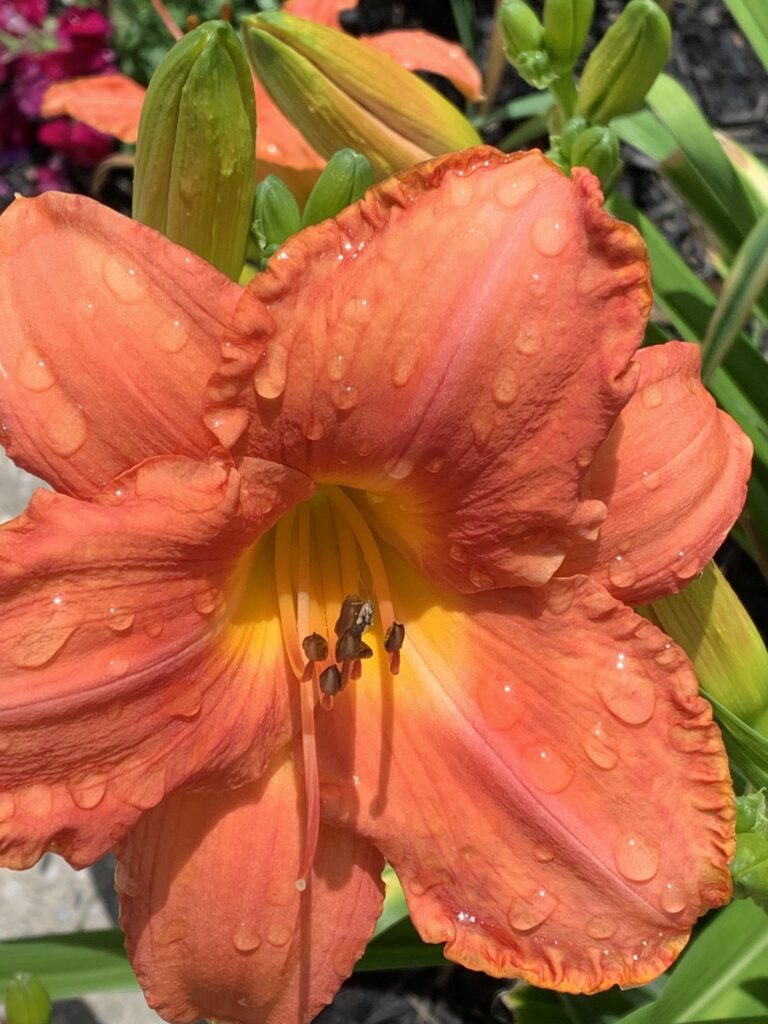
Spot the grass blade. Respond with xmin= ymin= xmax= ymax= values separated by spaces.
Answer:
xmin=723 ymin=0 xmax=768 ymax=74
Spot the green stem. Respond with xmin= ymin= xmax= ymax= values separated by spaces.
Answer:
xmin=549 ymin=72 xmax=578 ymax=120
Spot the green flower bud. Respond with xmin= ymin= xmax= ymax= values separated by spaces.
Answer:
xmin=302 ymin=148 xmax=373 ymax=228
xmin=251 ymin=174 xmax=302 ymax=268
xmin=4 ymin=973 xmax=53 ymax=1024
xmin=570 ymin=124 xmax=622 ymax=191
xmin=499 ymin=0 xmax=556 ymax=89
xmin=243 ymin=12 xmax=479 ymax=180
xmin=133 ymin=21 xmax=256 ymax=281
xmin=732 ymin=791 xmax=768 ymax=912
xmin=558 ymin=115 xmax=589 ymax=160
xmin=576 ymin=0 xmax=672 ymax=124
xmin=543 ymin=0 xmax=595 ymax=72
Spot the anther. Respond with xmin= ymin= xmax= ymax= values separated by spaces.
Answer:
xmin=319 ymin=664 xmax=342 ymax=711
xmin=302 ymin=633 xmax=328 ymax=662
xmin=384 ymin=621 xmax=406 ymax=674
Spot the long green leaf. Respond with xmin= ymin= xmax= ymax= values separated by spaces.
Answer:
xmin=618 ymin=900 xmax=768 ymax=1023
xmin=449 ymin=0 xmax=477 ymax=57
xmin=723 ymin=0 xmax=768 ymax=74
xmin=0 ymin=931 xmax=137 ymax=999
xmin=702 ymin=210 xmax=768 ymax=381
xmin=705 ymin=692 xmax=768 ymax=789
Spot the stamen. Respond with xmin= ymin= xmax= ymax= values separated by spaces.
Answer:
xmin=296 ymin=506 xmax=320 ymax=890
xmin=302 ymin=633 xmax=328 ymax=662
xmin=384 ymin=621 xmax=406 ymax=675
xmin=319 ymin=664 xmax=342 ymax=710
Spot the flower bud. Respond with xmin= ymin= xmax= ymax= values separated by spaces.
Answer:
xmin=576 ymin=0 xmax=671 ymax=124
xmin=732 ymin=791 xmax=768 ymax=911
xmin=543 ymin=0 xmax=595 ymax=72
xmin=133 ymin=21 xmax=256 ymax=281
xmin=251 ymin=174 xmax=302 ymax=267
xmin=243 ymin=11 xmax=479 ymax=180
xmin=4 ymin=973 xmax=53 ymax=1024
xmin=499 ymin=0 xmax=556 ymax=89
xmin=557 ymin=115 xmax=588 ymax=160
xmin=301 ymin=148 xmax=373 ymax=227
xmin=569 ymin=124 xmax=622 ymax=191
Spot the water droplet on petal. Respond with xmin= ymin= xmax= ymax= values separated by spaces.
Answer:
xmin=193 ymin=586 xmax=219 ymax=616
xmin=614 ymin=835 xmax=660 ymax=881
xmin=531 ymin=215 xmax=570 ymax=256
xmin=585 ymin=916 xmax=617 ymax=939
xmin=507 ymin=888 xmax=557 ymax=931
xmin=128 ymin=763 xmax=167 ymax=810
xmin=143 ymin=616 xmax=165 ymax=638
xmin=641 ymin=469 xmax=660 ymax=491
xmin=233 ymin=921 xmax=262 ymax=952
xmin=469 ymin=566 xmax=494 ymax=589
xmin=330 ymin=382 xmax=360 ymax=410
xmin=596 ymin=651 xmax=656 ymax=725
xmin=496 ymin=173 xmax=537 ymax=208
xmin=514 ymin=326 xmax=542 ymax=355
xmin=114 ymin=861 xmax=139 ymax=896
xmin=641 ymin=384 xmax=663 ymax=409
xmin=304 ymin=415 xmax=325 ymax=441
xmin=102 ymin=256 xmax=147 ymax=303
xmin=20 ymin=783 xmax=53 ymax=817
xmin=68 ymin=772 xmax=107 ymax=810
xmin=581 ymin=722 xmax=619 ymax=770
xmin=608 ymin=555 xmax=638 ymax=589
xmin=106 ymin=657 xmax=129 ymax=678
xmin=106 ymin=606 xmax=134 ymax=632
xmin=388 ymin=458 xmax=414 ymax=480
xmin=266 ymin=923 xmax=292 ymax=948
xmin=533 ymin=844 xmax=555 ymax=863
xmin=530 ymin=272 xmax=546 ymax=298
xmin=327 ymin=353 xmax=346 ymax=381
xmin=159 ymin=918 xmax=188 ymax=944
xmin=10 ymin=603 xmax=77 ymax=668
xmin=674 ymin=549 xmax=700 ymax=580
xmin=344 ymin=295 xmax=370 ymax=323
xmin=45 ymin=402 xmax=88 ymax=457
xmin=254 ymin=345 xmax=288 ymax=400
xmin=520 ymin=745 xmax=574 ymax=793
xmin=660 ymin=881 xmax=688 ymax=914
xmin=449 ymin=175 xmax=472 ymax=206
xmin=17 ymin=348 xmax=55 ymax=392
xmin=392 ymin=347 xmax=419 ymax=387
xmin=425 ymin=455 xmax=445 ymax=474
xmin=171 ymin=683 xmax=203 ymax=719
xmin=476 ymin=675 xmax=523 ymax=729
xmin=155 ymin=317 xmax=189 ymax=353
xmin=492 ymin=367 xmax=519 ymax=407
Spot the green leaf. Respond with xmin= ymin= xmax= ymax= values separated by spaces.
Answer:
xmin=357 ymin=917 xmax=448 ymax=971
xmin=0 ymin=931 xmax=137 ymax=1000
xmin=618 ymin=900 xmax=768 ymax=1023
xmin=449 ymin=0 xmax=478 ymax=57
xmin=470 ymin=90 xmax=553 ymax=128
xmin=705 ymin=692 xmax=768 ymax=790
xmin=702 ymin=210 xmax=768 ymax=381
xmin=732 ymin=791 xmax=768 ymax=911
xmin=373 ymin=864 xmax=409 ymax=937
xmin=508 ymin=981 xmax=659 ymax=1023
xmin=723 ymin=0 xmax=768 ymax=75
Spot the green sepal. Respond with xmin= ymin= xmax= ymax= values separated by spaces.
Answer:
xmin=5 ymin=973 xmax=53 ymax=1024
xmin=301 ymin=148 xmax=373 ymax=228
xmin=732 ymin=791 xmax=768 ymax=911
xmin=543 ymin=0 xmax=595 ymax=71
xmin=251 ymin=174 xmax=302 ymax=268
xmin=557 ymin=115 xmax=588 ymax=160
xmin=576 ymin=0 xmax=671 ymax=124
xmin=570 ymin=124 xmax=622 ymax=191
xmin=133 ymin=20 xmax=256 ymax=281
xmin=499 ymin=0 xmax=557 ymax=88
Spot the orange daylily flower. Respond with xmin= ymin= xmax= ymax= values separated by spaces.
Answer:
xmin=0 ymin=148 xmax=751 ymax=1023
xmin=41 ymin=0 xmax=482 ymax=194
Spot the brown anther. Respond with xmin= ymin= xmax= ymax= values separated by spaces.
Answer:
xmin=384 ymin=621 xmax=405 ymax=653
xmin=302 ymin=632 xmax=328 ymax=662
xmin=357 ymin=640 xmax=373 ymax=659
xmin=335 ymin=632 xmax=361 ymax=663
xmin=186 ymin=13 xmax=199 ymax=29
xmin=335 ymin=594 xmax=364 ymax=637
xmin=319 ymin=664 xmax=342 ymax=697
xmin=220 ymin=2 xmax=232 ymax=21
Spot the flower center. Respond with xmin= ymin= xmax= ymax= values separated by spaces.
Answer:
xmin=272 ymin=486 xmax=404 ymax=888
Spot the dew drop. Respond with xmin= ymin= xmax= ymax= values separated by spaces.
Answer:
xmin=20 ymin=783 xmax=53 ymax=817
xmin=254 ymin=345 xmax=288 ymax=400
xmin=586 ymin=916 xmax=617 ymax=940
xmin=106 ymin=606 xmax=134 ymax=632
xmin=68 ymin=771 xmax=107 ymax=810
xmin=531 ymin=215 xmax=570 ymax=256
xmin=641 ymin=469 xmax=660 ymax=491
xmin=330 ymin=381 xmax=360 ymax=411
xmin=520 ymin=745 xmax=574 ymax=793
xmin=614 ymin=835 xmax=660 ymax=882
xmin=155 ymin=317 xmax=189 ymax=353
xmin=596 ymin=652 xmax=656 ymax=725
xmin=159 ymin=918 xmax=188 ymax=945
xmin=392 ymin=347 xmax=419 ymax=387
xmin=365 ymin=490 xmax=385 ymax=505
xmin=143 ymin=616 xmax=165 ymax=638
xmin=344 ymin=295 xmax=370 ymax=323
xmin=114 ymin=861 xmax=139 ymax=896
xmin=388 ymin=458 xmax=414 ymax=480
xmin=496 ymin=173 xmax=537 ymax=208
xmin=204 ymin=406 xmax=250 ymax=449
xmin=102 ymin=256 xmax=147 ymax=303
xmin=327 ymin=353 xmax=346 ymax=381
xmin=106 ymin=657 xmax=129 ymax=678
xmin=128 ymin=763 xmax=167 ymax=810
xmin=425 ymin=455 xmax=445 ymax=474
xmin=449 ymin=175 xmax=472 ymax=206
xmin=492 ymin=367 xmax=519 ymax=407
xmin=674 ymin=549 xmax=700 ymax=580
xmin=581 ymin=723 xmax=619 ymax=770
xmin=641 ymin=384 xmax=663 ymax=409
xmin=470 ymin=412 xmax=493 ymax=446
xmin=530 ymin=272 xmax=546 ymax=298
xmin=476 ymin=674 xmax=523 ymax=730
xmin=193 ymin=586 xmax=219 ymax=616
xmin=304 ymin=415 xmax=325 ymax=441
xmin=266 ymin=923 xmax=292 ymax=948
xmin=233 ymin=921 xmax=262 ymax=952
xmin=533 ymin=844 xmax=555 ymax=863
xmin=514 ymin=326 xmax=542 ymax=355
xmin=660 ymin=881 xmax=688 ymax=914
xmin=10 ymin=604 xmax=77 ymax=668
xmin=507 ymin=888 xmax=557 ymax=931
xmin=171 ymin=683 xmax=203 ymax=719
xmin=17 ymin=348 xmax=55 ymax=392
xmin=45 ymin=402 xmax=88 ymax=457
xmin=469 ymin=566 xmax=494 ymax=589
xmin=295 ymin=878 xmax=308 ymax=893
xmin=608 ymin=555 xmax=638 ymax=589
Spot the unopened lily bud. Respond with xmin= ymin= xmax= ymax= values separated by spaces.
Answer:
xmin=570 ymin=125 xmax=622 ymax=191
xmin=558 ymin=115 xmax=588 ymax=160
xmin=499 ymin=0 xmax=556 ymax=89
xmin=646 ymin=562 xmax=768 ymax=737
xmin=251 ymin=174 xmax=302 ymax=266
xmin=543 ymin=0 xmax=595 ymax=72
xmin=301 ymin=148 xmax=373 ymax=228
xmin=732 ymin=792 xmax=768 ymax=911
xmin=243 ymin=11 xmax=479 ymax=180
xmin=133 ymin=21 xmax=256 ymax=281
xmin=5 ymin=973 xmax=53 ymax=1024
xmin=576 ymin=0 xmax=671 ymax=124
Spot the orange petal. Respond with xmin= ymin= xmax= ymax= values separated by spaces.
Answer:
xmin=0 ymin=454 xmax=313 ymax=868
xmin=118 ymin=751 xmax=384 ymax=1024
xmin=363 ymin=30 xmax=483 ymax=101
xmin=0 ymin=192 xmax=270 ymax=498
xmin=206 ymin=150 xmax=650 ymax=592
xmin=316 ymin=546 xmax=733 ymax=993
xmin=558 ymin=343 xmax=752 ymax=603
xmin=41 ymin=74 xmax=146 ymax=144
xmin=282 ymin=0 xmax=356 ymax=28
